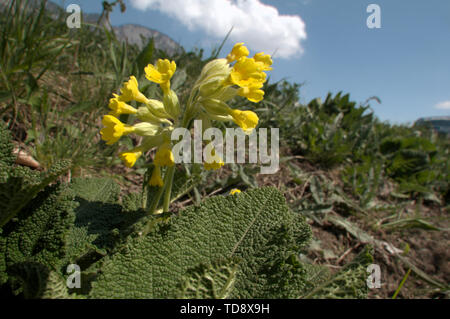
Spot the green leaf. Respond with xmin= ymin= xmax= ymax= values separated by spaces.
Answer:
xmin=134 ymin=38 xmax=154 ymax=78
xmin=0 ymin=160 xmax=72 ymax=227
xmin=302 ymin=246 xmax=373 ymax=299
xmin=0 ymin=184 xmax=77 ymax=286
xmin=64 ymin=178 xmax=126 ymax=264
xmin=176 ymin=258 xmax=239 ymax=299
xmin=0 ymin=122 xmax=15 ymax=166
xmin=8 ymin=262 xmax=70 ymax=299
xmin=89 ymin=187 xmax=312 ymax=298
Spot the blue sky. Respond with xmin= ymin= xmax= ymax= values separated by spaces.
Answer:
xmin=57 ymin=0 xmax=450 ymax=124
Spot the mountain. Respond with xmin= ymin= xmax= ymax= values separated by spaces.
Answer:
xmin=112 ymin=24 xmax=182 ymax=55
xmin=0 ymin=0 xmax=183 ymax=55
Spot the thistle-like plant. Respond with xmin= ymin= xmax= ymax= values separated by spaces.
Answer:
xmin=99 ymin=43 xmax=273 ymax=214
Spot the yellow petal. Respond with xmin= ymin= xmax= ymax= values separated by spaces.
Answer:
xmin=154 ymin=144 xmax=175 ymax=167
xmin=144 ymin=64 xmax=163 ymax=84
xmin=119 ymin=150 xmax=143 ymax=168
xmin=253 ymin=52 xmax=273 ymax=71
xmin=100 ymin=115 xmax=134 ymax=145
xmin=109 ymin=95 xmax=137 ymax=115
xmin=237 ymin=85 xmax=265 ymax=103
xmin=230 ymin=188 xmax=241 ymax=195
xmin=149 ymin=165 xmax=164 ymax=187
xmin=226 ymin=43 xmax=250 ymax=63
xmin=230 ymin=109 xmax=259 ymax=134
xmin=204 ymin=147 xmax=224 ymax=170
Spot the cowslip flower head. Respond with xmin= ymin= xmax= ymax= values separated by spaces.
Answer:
xmin=149 ymin=165 xmax=164 ymax=187
xmin=119 ymin=76 xmax=149 ymax=104
xmin=119 ymin=150 xmax=143 ymax=168
xmin=154 ymin=144 xmax=175 ymax=167
xmin=145 ymin=59 xmax=176 ymax=94
xmin=100 ymin=115 xmax=135 ymax=145
xmin=109 ymin=94 xmax=138 ymax=117
xmin=230 ymin=109 xmax=259 ymax=134
xmin=226 ymin=43 xmax=249 ymax=63
xmin=230 ymin=189 xmax=241 ymax=195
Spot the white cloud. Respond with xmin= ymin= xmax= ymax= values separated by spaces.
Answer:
xmin=130 ymin=0 xmax=307 ymax=59
xmin=435 ymin=101 xmax=450 ymax=110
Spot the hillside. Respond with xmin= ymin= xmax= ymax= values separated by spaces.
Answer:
xmin=0 ymin=0 xmax=183 ymax=54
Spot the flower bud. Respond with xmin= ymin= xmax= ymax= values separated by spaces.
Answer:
xmin=132 ymin=122 xmax=160 ymax=137
xmin=200 ymin=98 xmax=231 ymax=117
xmin=137 ymin=107 xmax=172 ymax=125
xmin=199 ymin=59 xmax=230 ymax=80
xmin=163 ymin=89 xmax=181 ymax=119
xmin=146 ymin=99 xmax=172 ymax=119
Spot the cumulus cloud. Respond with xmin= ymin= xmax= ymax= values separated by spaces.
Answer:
xmin=435 ymin=101 xmax=450 ymax=110
xmin=130 ymin=0 xmax=307 ymax=59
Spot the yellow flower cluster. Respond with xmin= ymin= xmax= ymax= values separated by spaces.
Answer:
xmin=194 ymin=42 xmax=272 ymax=140
xmin=100 ymin=43 xmax=272 ymax=188
xmin=100 ymin=64 xmax=177 ymax=187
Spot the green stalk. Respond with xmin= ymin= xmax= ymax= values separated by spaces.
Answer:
xmin=147 ymin=180 xmax=166 ymax=215
xmin=392 ymin=269 xmax=412 ymax=299
xmin=162 ymin=166 xmax=175 ymax=212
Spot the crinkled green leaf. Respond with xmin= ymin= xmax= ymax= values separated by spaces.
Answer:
xmin=64 ymin=178 xmax=126 ymax=264
xmin=0 ymin=184 xmax=76 ymax=285
xmin=89 ymin=187 xmax=312 ymax=298
xmin=0 ymin=122 xmax=15 ymax=167
xmin=0 ymin=160 xmax=72 ymax=227
xmin=302 ymin=246 xmax=373 ymax=299
xmin=8 ymin=262 xmax=70 ymax=299
xmin=177 ymin=258 xmax=239 ymax=299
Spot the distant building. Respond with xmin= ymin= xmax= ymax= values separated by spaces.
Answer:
xmin=414 ymin=116 xmax=450 ymax=135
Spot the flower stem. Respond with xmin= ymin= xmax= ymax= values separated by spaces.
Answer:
xmin=162 ymin=166 xmax=175 ymax=212
xmin=147 ymin=182 xmax=165 ymax=215
xmin=147 ymin=166 xmax=173 ymax=215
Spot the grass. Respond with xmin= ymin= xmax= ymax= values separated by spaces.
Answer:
xmin=0 ymin=0 xmax=448 ymax=299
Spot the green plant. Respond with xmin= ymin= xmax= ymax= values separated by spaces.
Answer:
xmin=0 ymin=0 xmax=71 ymax=120
xmin=342 ymin=157 xmax=383 ymax=209
xmin=380 ymin=135 xmax=439 ymax=196
xmin=272 ymin=92 xmax=377 ymax=168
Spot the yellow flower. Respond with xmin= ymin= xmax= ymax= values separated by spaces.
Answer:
xmin=226 ymin=42 xmax=249 ymax=63
xmin=230 ymin=109 xmax=259 ymax=134
xmin=109 ymin=94 xmax=138 ymax=117
xmin=230 ymin=188 xmax=241 ymax=195
xmin=253 ymin=52 xmax=273 ymax=71
xmin=149 ymin=165 xmax=164 ymax=187
xmin=230 ymin=57 xmax=267 ymax=88
xmin=100 ymin=115 xmax=135 ymax=145
xmin=204 ymin=148 xmax=224 ymax=171
xmin=145 ymin=59 xmax=177 ymax=94
xmin=154 ymin=144 xmax=175 ymax=167
xmin=237 ymin=83 xmax=265 ymax=103
xmin=119 ymin=150 xmax=143 ymax=168
xmin=119 ymin=76 xmax=149 ymax=104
